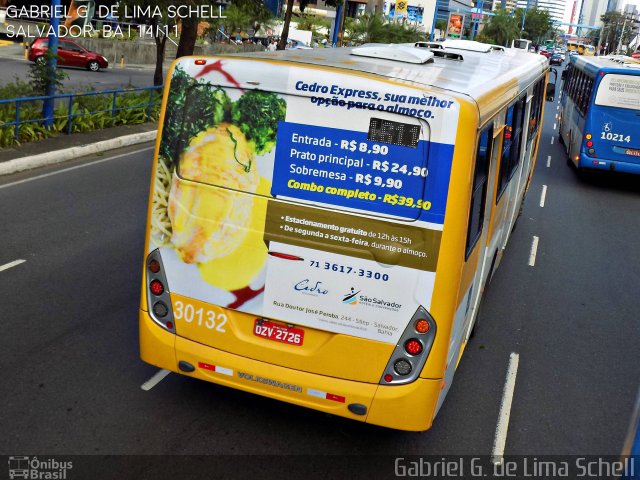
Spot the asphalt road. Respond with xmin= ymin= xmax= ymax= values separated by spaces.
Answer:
xmin=0 ymin=82 xmax=638 ymax=477
xmin=0 ymin=55 xmax=157 ymax=92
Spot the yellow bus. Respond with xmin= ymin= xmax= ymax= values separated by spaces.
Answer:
xmin=568 ymin=41 xmax=578 ymax=52
xmin=140 ymin=40 xmax=549 ymax=431
xmin=583 ymin=45 xmax=596 ymax=56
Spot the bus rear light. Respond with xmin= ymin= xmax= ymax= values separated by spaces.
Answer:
xmin=586 ymin=140 xmax=593 ymax=148
xmin=415 ymin=319 xmax=430 ymax=333
xmin=404 ymin=339 xmax=423 ymax=356
xmin=145 ymin=250 xmax=176 ymax=334
xmin=149 ymin=280 xmax=165 ymax=296
xmin=394 ymin=359 xmax=412 ymax=375
xmin=153 ymin=301 xmax=169 ymax=318
xmin=380 ymin=306 xmax=437 ymax=385
xmin=195 ymin=59 xmax=206 ymax=65
xmin=585 ymin=133 xmax=592 ymax=140
xmin=148 ymin=259 xmax=161 ymax=273
xmin=588 ymin=148 xmax=595 ymax=155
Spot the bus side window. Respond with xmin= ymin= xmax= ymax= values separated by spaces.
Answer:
xmin=497 ymin=105 xmax=514 ymax=201
xmin=465 ymin=126 xmax=493 ymax=259
xmin=509 ymin=96 xmax=526 ymax=176
xmin=528 ymin=79 xmax=544 ymax=142
xmin=496 ymin=95 xmax=525 ymax=201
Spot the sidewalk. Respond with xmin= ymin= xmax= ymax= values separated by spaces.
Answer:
xmin=0 ymin=122 xmax=158 ymax=175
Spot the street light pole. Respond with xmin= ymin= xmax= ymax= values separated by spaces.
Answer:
xmin=616 ymin=13 xmax=628 ymax=54
xmin=43 ymin=0 xmax=60 ymax=128
xmin=430 ymin=0 xmax=440 ymax=40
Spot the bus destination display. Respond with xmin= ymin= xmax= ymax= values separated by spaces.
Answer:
xmin=368 ymin=118 xmax=420 ymax=148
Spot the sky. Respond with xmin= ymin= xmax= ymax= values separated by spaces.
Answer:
xmin=562 ymin=0 xmax=639 ymax=27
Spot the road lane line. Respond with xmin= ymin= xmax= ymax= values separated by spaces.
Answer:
xmin=528 ymin=236 xmax=539 ymax=266
xmin=0 ymin=147 xmax=154 ymax=191
xmin=540 ymin=185 xmax=547 ymax=207
xmin=556 ymin=105 xmax=559 ymax=111
xmin=492 ymin=352 xmax=520 ymax=465
xmin=141 ymin=369 xmax=171 ymax=391
xmin=547 ymin=155 xmax=551 ymax=168
xmin=551 ymin=136 xmax=554 ymax=145
xmin=0 ymin=259 xmax=26 ymax=273
xmin=553 ymin=123 xmax=557 ymax=130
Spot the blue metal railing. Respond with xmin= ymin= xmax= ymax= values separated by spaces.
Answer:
xmin=0 ymin=85 xmax=163 ymax=143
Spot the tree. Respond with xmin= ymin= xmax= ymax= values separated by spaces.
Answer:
xmin=279 ymin=0 xmax=339 ymax=50
xmin=477 ymin=9 xmax=518 ymax=46
xmin=514 ymin=7 xmax=552 ymax=43
xmin=118 ymin=0 xmax=177 ymax=86
xmin=599 ymin=11 xmax=637 ymax=55
xmin=206 ymin=0 xmax=273 ymax=44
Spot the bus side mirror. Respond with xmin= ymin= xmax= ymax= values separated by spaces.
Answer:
xmin=546 ymin=84 xmax=555 ymax=102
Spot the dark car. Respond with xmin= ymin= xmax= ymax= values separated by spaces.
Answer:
xmin=549 ymin=53 xmax=563 ymax=66
xmin=539 ymin=49 xmax=552 ymax=59
xmin=28 ymin=38 xmax=109 ymax=72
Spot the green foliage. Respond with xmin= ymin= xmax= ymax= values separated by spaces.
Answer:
xmin=206 ymin=0 xmax=274 ymax=42
xmin=158 ymin=65 xmax=231 ymax=165
xmin=477 ymin=9 xmax=518 ymax=46
xmin=346 ymin=13 xmax=425 ymax=45
xmin=295 ymin=14 xmax=331 ymax=39
xmin=28 ymin=50 xmax=69 ymax=97
xmin=599 ymin=11 xmax=636 ymax=54
xmin=0 ymin=79 xmax=161 ymax=148
xmin=514 ymin=8 xmax=553 ymax=43
xmin=231 ymin=90 xmax=286 ymax=154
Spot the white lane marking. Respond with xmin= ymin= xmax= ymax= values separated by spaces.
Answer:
xmin=555 ymin=114 xmax=558 ymax=119
xmin=141 ymin=369 xmax=171 ymax=391
xmin=492 ymin=352 xmax=520 ymax=465
xmin=540 ymin=185 xmax=548 ymax=207
xmin=553 ymin=123 xmax=557 ymax=130
xmin=556 ymin=105 xmax=559 ymax=111
xmin=0 ymin=259 xmax=26 ymax=273
xmin=0 ymin=147 xmax=154 ymax=191
xmin=547 ymin=155 xmax=551 ymax=168
xmin=528 ymin=236 xmax=540 ymax=267
xmin=551 ymin=136 xmax=555 ymax=145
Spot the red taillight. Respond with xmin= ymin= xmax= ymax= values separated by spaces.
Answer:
xmin=415 ymin=319 xmax=430 ymax=333
xmin=195 ymin=59 xmax=206 ymax=65
xmin=384 ymin=374 xmax=393 ymax=382
xmin=166 ymin=321 xmax=174 ymax=329
xmin=148 ymin=259 xmax=161 ymax=273
xmin=404 ymin=339 xmax=423 ymax=356
xmin=586 ymin=140 xmax=593 ymax=147
xmin=149 ymin=280 xmax=164 ymax=296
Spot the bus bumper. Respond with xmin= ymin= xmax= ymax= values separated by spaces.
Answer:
xmin=579 ymin=154 xmax=640 ymax=174
xmin=140 ymin=311 xmax=442 ymax=431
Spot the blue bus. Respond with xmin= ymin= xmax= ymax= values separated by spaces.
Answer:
xmin=558 ymin=55 xmax=640 ymax=174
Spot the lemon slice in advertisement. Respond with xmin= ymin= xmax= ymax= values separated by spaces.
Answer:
xmin=168 ymin=123 xmax=259 ymax=264
xmin=198 ymin=180 xmax=270 ymax=291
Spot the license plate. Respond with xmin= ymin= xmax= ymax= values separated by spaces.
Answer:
xmin=625 ymin=148 xmax=640 ymax=157
xmin=254 ymin=319 xmax=304 ymax=346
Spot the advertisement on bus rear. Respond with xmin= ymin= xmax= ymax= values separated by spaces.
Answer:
xmin=150 ymin=58 xmax=459 ymax=343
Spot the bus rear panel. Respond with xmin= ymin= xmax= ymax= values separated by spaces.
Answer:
xmin=141 ymin=56 xmax=459 ymax=431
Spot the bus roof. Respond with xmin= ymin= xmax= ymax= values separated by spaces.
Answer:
xmin=226 ymin=41 xmax=548 ymax=124
xmin=571 ymin=55 xmax=640 ymax=76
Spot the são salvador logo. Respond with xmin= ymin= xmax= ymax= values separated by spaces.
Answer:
xmin=343 ymin=288 xmax=360 ymax=305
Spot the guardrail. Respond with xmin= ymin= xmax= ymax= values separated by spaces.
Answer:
xmin=0 ymin=85 xmax=163 ymax=146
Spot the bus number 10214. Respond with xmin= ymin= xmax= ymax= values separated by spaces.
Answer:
xmin=601 ymin=132 xmax=631 ymax=143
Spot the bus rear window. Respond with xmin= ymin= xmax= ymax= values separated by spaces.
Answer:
xmin=594 ymin=74 xmax=640 ymax=111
